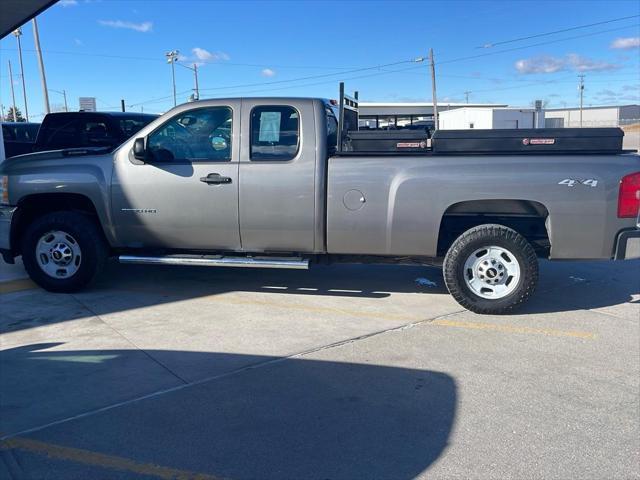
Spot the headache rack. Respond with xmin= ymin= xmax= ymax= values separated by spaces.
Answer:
xmin=335 ymin=82 xmax=628 ymax=155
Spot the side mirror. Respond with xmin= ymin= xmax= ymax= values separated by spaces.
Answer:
xmin=133 ymin=137 xmax=146 ymax=161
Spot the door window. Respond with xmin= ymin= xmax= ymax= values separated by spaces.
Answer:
xmin=250 ymin=106 xmax=299 ymax=161
xmin=147 ymin=107 xmax=232 ymax=162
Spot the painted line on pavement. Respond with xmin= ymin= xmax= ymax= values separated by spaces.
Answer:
xmin=431 ymin=318 xmax=596 ymax=339
xmin=0 ymin=278 xmax=36 ymax=294
xmin=1 ymin=436 xmax=226 ymax=480
xmin=217 ymin=296 xmax=597 ymax=339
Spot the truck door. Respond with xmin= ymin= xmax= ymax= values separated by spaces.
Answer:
xmin=238 ymin=100 xmax=318 ymax=252
xmin=111 ymin=102 xmax=241 ymax=250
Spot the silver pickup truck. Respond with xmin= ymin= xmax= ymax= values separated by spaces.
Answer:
xmin=1 ymin=97 xmax=639 ymax=314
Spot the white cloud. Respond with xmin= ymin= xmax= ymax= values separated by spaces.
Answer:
xmin=193 ymin=47 xmax=214 ymax=61
xmin=193 ymin=48 xmax=228 ymax=62
xmin=566 ymin=54 xmax=618 ymax=72
xmin=59 ymin=0 xmax=78 ymax=6
xmin=98 ymin=20 xmax=153 ymax=33
xmin=594 ymin=87 xmax=640 ymax=103
xmin=73 ymin=38 xmax=83 ymax=46
xmin=515 ymin=54 xmax=618 ymax=74
xmin=261 ymin=68 xmax=276 ymax=77
xmin=610 ymin=37 xmax=640 ymax=50
xmin=515 ymin=56 xmax=564 ymax=74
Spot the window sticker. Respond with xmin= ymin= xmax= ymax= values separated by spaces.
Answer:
xmin=259 ymin=111 xmax=281 ymax=142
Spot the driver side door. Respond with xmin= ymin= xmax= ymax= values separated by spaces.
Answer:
xmin=111 ymin=102 xmax=241 ymax=250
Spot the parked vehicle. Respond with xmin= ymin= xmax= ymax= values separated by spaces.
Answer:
xmin=1 ymin=97 xmax=638 ymax=314
xmin=3 ymin=112 xmax=157 ymax=158
xmin=2 ymin=122 xmax=41 ymax=158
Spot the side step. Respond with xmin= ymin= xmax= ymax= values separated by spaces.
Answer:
xmin=118 ymin=254 xmax=309 ymax=270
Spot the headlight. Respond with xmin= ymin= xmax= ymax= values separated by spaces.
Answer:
xmin=0 ymin=176 xmax=8 ymax=205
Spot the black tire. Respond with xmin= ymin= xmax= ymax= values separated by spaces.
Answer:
xmin=443 ymin=224 xmax=538 ymax=314
xmin=22 ymin=211 xmax=108 ymax=293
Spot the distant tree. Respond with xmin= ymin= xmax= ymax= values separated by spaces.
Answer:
xmin=6 ymin=106 xmax=25 ymax=122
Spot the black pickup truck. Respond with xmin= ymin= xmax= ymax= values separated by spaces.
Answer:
xmin=3 ymin=111 xmax=158 ymax=158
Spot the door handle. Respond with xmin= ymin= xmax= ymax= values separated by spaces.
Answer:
xmin=200 ymin=173 xmax=232 ymax=185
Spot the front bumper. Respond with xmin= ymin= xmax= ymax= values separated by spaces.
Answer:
xmin=614 ymin=228 xmax=640 ymax=260
xmin=0 ymin=205 xmax=16 ymax=263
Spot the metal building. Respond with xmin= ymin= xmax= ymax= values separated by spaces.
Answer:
xmin=358 ymin=102 xmax=507 ymax=130
xmin=438 ymin=107 xmax=545 ymax=130
xmin=544 ymin=105 xmax=640 ymax=128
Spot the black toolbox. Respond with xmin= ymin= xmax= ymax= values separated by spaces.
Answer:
xmin=432 ymin=128 xmax=624 ymax=154
xmin=345 ymin=130 xmax=430 ymax=153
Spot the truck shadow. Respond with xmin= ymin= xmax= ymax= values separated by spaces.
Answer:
xmin=1 ymin=343 xmax=457 ymax=480
xmin=2 ymin=260 xmax=638 ymax=335
xmin=515 ymin=259 xmax=639 ymax=315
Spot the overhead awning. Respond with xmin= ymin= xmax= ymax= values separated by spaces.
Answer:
xmin=1 ymin=0 xmax=59 ymax=39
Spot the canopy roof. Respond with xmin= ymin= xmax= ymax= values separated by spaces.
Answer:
xmin=1 ymin=1 xmax=58 ymax=38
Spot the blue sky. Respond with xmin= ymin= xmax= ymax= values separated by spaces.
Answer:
xmin=1 ymin=0 xmax=638 ymax=119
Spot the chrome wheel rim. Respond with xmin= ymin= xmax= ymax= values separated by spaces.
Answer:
xmin=35 ymin=230 xmax=82 ymax=279
xmin=463 ymin=246 xmax=521 ymax=300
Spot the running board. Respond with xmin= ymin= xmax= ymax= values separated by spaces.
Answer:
xmin=118 ymin=254 xmax=309 ymax=270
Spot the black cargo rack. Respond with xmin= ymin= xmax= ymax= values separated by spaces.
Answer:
xmin=334 ymin=83 xmax=630 ymax=156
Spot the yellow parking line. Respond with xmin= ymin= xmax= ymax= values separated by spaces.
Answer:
xmin=432 ymin=319 xmax=596 ymax=339
xmin=216 ymin=296 xmax=596 ymax=339
xmin=1 ymin=437 xmax=226 ymax=480
xmin=0 ymin=278 xmax=37 ymax=294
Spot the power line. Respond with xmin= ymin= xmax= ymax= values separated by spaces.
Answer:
xmin=181 ymin=23 xmax=639 ymax=96
xmin=477 ymin=14 xmax=640 ymax=48
xmin=197 ymin=58 xmax=423 ymax=92
xmin=438 ymin=23 xmax=639 ymax=66
xmin=0 ymin=47 xmax=364 ymax=70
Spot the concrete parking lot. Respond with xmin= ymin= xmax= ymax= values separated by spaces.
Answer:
xmin=0 ymin=258 xmax=638 ymax=479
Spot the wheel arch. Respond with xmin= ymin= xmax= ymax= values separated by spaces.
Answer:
xmin=11 ymin=193 xmax=111 ymax=256
xmin=437 ymin=199 xmax=551 ymax=257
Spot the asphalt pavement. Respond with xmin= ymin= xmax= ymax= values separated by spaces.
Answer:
xmin=0 ymin=258 xmax=638 ymax=479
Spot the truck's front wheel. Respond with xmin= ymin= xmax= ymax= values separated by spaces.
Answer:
xmin=443 ymin=224 xmax=538 ymax=314
xmin=22 ymin=212 xmax=108 ymax=293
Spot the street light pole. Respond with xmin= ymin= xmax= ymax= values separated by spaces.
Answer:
xmin=165 ymin=50 xmax=179 ymax=107
xmin=13 ymin=28 xmax=29 ymax=121
xmin=32 ymin=18 xmax=50 ymax=114
xmin=8 ymin=60 xmax=18 ymax=121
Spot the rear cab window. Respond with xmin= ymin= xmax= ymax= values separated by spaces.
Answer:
xmin=250 ymin=106 xmax=299 ymax=161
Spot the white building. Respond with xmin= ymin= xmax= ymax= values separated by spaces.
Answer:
xmin=358 ymin=102 xmax=507 ymax=130
xmin=544 ymin=105 xmax=640 ymax=128
xmin=438 ymin=107 xmax=544 ymax=130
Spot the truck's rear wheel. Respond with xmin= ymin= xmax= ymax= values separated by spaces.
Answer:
xmin=22 ymin=212 xmax=108 ymax=293
xmin=443 ymin=224 xmax=538 ymax=314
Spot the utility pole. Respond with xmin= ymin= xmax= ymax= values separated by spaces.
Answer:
xmin=49 ymin=89 xmax=68 ymax=112
xmin=180 ymin=62 xmax=200 ymax=101
xmin=193 ymin=63 xmax=199 ymax=101
xmin=8 ymin=60 xmax=18 ymax=121
xmin=32 ymin=18 xmax=50 ymax=114
xmin=13 ymin=28 xmax=29 ymax=121
xmin=121 ymin=99 xmax=126 ymax=112
xmin=578 ymin=74 xmax=585 ymax=128
xmin=165 ymin=50 xmax=179 ymax=107
xmin=429 ymin=48 xmax=439 ymax=131
xmin=464 ymin=91 xmax=471 ymax=104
